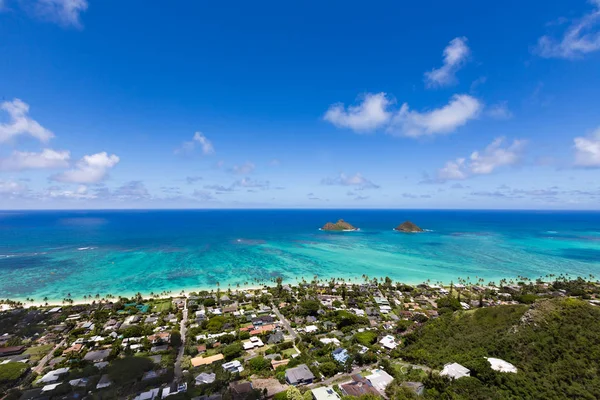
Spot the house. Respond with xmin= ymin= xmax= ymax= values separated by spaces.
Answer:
xmin=96 ymin=374 xmax=112 ymax=389
xmin=0 ymin=346 xmax=25 ymax=357
xmin=440 ymin=363 xmax=470 ymax=379
xmin=402 ymin=382 xmax=425 ymax=396
xmin=195 ymin=372 xmax=216 ymax=385
xmin=312 ymin=386 xmax=341 ymax=400
xmin=243 ymin=336 xmax=264 ymax=350
xmin=486 ymin=357 xmax=517 ymax=373
xmin=379 ymin=335 xmax=398 ymax=350
xmin=39 ymin=367 xmax=69 ymax=384
xmin=285 ymin=364 xmax=315 ymax=386
xmin=320 ymin=338 xmax=341 ymax=346
xmin=134 ymin=388 xmax=160 ymax=400
xmin=222 ymin=360 xmax=244 ymax=373
xmin=41 ymin=383 xmax=61 ymax=392
xmin=162 ymin=382 xmax=187 ymax=398
xmin=230 ymin=381 xmax=254 ymax=400
xmin=267 ymin=331 xmax=285 ymax=344
xmin=332 ymin=348 xmax=349 ymax=364
xmin=69 ymin=378 xmax=89 ymax=388
xmin=340 ymin=374 xmax=381 ymax=397
xmin=190 ymin=354 xmax=224 ymax=367
xmin=83 ymin=349 xmax=111 ymax=362
xmin=365 ymin=369 xmax=394 ymax=394
xmin=142 ymin=369 xmax=167 ymax=381
xmin=304 ymin=325 xmax=318 ymax=333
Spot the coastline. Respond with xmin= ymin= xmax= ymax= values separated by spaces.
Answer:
xmin=7 ymin=272 xmax=581 ymax=308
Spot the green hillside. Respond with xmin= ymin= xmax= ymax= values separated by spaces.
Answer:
xmin=401 ymin=298 xmax=600 ymax=399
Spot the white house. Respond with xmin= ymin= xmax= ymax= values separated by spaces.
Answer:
xmin=379 ymin=335 xmax=398 ymax=350
xmin=486 ymin=357 xmax=517 ymax=373
xmin=440 ymin=363 xmax=470 ymax=379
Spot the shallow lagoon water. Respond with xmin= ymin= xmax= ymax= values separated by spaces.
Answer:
xmin=0 ymin=209 xmax=599 ymax=302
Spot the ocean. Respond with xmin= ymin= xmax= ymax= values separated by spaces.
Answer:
xmin=0 ymin=209 xmax=599 ymax=302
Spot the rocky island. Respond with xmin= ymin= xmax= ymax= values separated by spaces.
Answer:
xmin=394 ymin=220 xmax=424 ymax=232
xmin=321 ymin=219 xmax=359 ymax=231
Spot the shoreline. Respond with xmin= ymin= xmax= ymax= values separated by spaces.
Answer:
xmin=4 ymin=273 xmax=586 ymax=308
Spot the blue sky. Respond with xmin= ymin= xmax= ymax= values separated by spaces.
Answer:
xmin=1 ymin=0 xmax=600 ymax=209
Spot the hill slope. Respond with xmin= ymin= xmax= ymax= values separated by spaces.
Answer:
xmin=402 ymin=298 xmax=600 ymax=399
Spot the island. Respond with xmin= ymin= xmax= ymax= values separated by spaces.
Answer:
xmin=320 ymin=219 xmax=359 ymax=231
xmin=394 ymin=220 xmax=424 ymax=232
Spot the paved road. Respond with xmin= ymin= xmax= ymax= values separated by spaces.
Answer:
xmin=273 ymin=305 xmax=298 ymax=339
xmin=174 ymin=298 xmax=188 ymax=382
xmin=33 ymin=338 xmax=66 ymax=374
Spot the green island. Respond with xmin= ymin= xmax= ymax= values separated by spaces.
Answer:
xmin=2 ymin=275 xmax=600 ymax=399
xmin=321 ymin=219 xmax=359 ymax=231
xmin=394 ymin=221 xmax=424 ymax=233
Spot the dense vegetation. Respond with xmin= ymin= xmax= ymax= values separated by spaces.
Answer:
xmin=402 ymin=298 xmax=600 ymax=399
xmin=0 ymin=362 xmax=29 ymax=382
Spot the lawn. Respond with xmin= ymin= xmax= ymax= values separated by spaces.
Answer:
xmin=281 ymin=348 xmax=298 ymax=357
xmin=24 ymin=344 xmax=54 ymax=362
xmin=0 ymin=362 xmax=29 ymax=381
xmin=152 ymin=300 xmax=172 ymax=312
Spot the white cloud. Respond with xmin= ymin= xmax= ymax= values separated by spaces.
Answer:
xmin=0 ymin=179 xmax=28 ymax=196
xmin=45 ymin=185 xmax=95 ymax=200
xmin=0 ymin=99 xmax=54 ymax=143
xmin=0 ymin=149 xmax=70 ymax=171
xmin=535 ymin=0 xmax=600 ymax=59
xmin=438 ymin=137 xmax=526 ymax=181
xmin=324 ymin=93 xmax=481 ymax=137
xmin=487 ymin=102 xmax=513 ymax=120
xmin=389 ymin=94 xmax=482 ymax=137
xmin=113 ymin=181 xmax=150 ymax=200
xmin=52 ymin=152 xmax=119 ymax=183
xmin=33 ymin=0 xmax=88 ymax=28
xmin=574 ymin=127 xmax=600 ymax=167
xmin=424 ymin=37 xmax=470 ymax=87
xmin=323 ymin=93 xmax=393 ymax=132
xmin=231 ymin=162 xmax=255 ymax=175
xmin=175 ymin=131 xmax=215 ymax=155
xmin=321 ymin=172 xmax=380 ymax=189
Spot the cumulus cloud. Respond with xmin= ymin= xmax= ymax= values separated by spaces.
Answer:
xmin=321 ymin=172 xmax=380 ymax=189
xmin=535 ymin=0 xmax=600 ymax=59
xmin=230 ymin=162 xmax=255 ymax=175
xmin=0 ymin=149 xmax=70 ymax=171
xmin=175 ymin=131 xmax=215 ymax=155
xmin=323 ymin=93 xmax=393 ymax=132
xmin=574 ymin=127 xmax=600 ymax=167
xmin=0 ymin=99 xmax=54 ymax=143
xmin=437 ymin=137 xmax=526 ymax=181
xmin=52 ymin=152 xmax=120 ymax=184
xmin=389 ymin=94 xmax=482 ymax=137
xmin=424 ymin=37 xmax=471 ymax=87
xmin=324 ymin=93 xmax=481 ymax=137
xmin=31 ymin=0 xmax=88 ymax=28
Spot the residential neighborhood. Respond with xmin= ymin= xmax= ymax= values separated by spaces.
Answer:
xmin=1 ymin=275 xmax=597 ymax=399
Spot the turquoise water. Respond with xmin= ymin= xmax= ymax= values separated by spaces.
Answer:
xmin=0 ymin=210 xmax=599 ymax=302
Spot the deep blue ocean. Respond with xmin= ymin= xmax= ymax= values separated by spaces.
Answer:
xmin=0 ymin=209 xmax=599 ymax=302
